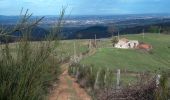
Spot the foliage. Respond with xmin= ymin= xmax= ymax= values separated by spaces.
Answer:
xmin=148 ymin=26 xmax=160 ymax=33
xmin=69 ymin=63 xmax=170 ymax=100
xmin=69 ymin=64 xmax=121 ymax=91
xmin=162 ymin=27 xmax=170 ymax=34
xmin=155 ymin=71 xmax=169 ymax=100
xmin=0 ymin=9 xmax=65 ymax=100
xmin=111 ymin=36 xmax=118 ymax=46
xmin=76 ymin=34 xmax=170 ymax=99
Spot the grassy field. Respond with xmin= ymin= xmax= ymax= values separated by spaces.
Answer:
xmin=0 ymin=40 xmax=89 ymax=61
xmin=55 ymin=40 xmax=89 ymax=61
xmin=80 ymin=34 xmax=170 ymax=84
xmin=80 ymin=33 xmax=170 ymax=73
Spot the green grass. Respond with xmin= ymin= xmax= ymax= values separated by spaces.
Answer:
xmin=80 ymin=34 xmax=170 ymax=84
xmin=55 ymin=40 xmax=89 ymax=61
xmin=81 ymin=48 xmax=167 ymax=72
xmin=68 ymin=34 xmax=170 ymax=99
xmin=0 ymin=39 xmax=89 ymax=99
xmin=0 ymin=40 xmax=61 ymax=100
xmin=81 ymin=33 xmax=170 ymax=73
xmin=0 ymin=40 xmax=89 ymax=62
xmin=0 ymin=9 xmax=67 ymax=100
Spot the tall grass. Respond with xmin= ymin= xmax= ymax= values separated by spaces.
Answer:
xmin=0 ymin=9 xmax=65 ymax=100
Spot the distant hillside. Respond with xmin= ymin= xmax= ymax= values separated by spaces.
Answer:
xmin=75 ymin=26 xmax=111 ymax=39
xmin=120 ymin=21 xmax=170 ymax=35
xmin=0 ymin=26 xmax=49 ymax=43
xmin=0 ymin=15 xmax=18 ymax=24
xmin=73 ymin=21 xmax=170 ymax=39
xmin=1 ymin=15 xmax=170 ymax=41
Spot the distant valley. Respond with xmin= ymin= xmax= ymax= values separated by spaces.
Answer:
xmin=1 ymin=14 xmax=170 ymax=42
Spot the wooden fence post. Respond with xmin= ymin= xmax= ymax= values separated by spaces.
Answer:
xmin=82 ymin=64 xmax=85 ymax=69
xmin=117 ymin=69 xmax=121 ymax=89
xmin=104 ymin=68 xmax=109 ymax=86
xmin=90 ymin=66 xmax=93 ymax=74
xmin=94 ymin=69 xmax=100 ymax=90
xmin=76 ymin=67 xmax=79 ymax=81
xmin=72 ymin=67 xmax=74 ymax=76
xmin=156 ymin=74 xmax=161 ymax=87
xmin=73 ymin=42 xmax=77 ymax=63
xmin=89 ymin=39 xmax=92 ymax=49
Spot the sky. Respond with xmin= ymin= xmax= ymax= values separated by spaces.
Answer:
xmin=0 ymin=0 xmax=170 ymax=15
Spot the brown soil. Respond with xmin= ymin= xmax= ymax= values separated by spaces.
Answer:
xmin=49 ymin=63 xmax=91 ymax=100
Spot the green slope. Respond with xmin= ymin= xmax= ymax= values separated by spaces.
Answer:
xmin=80 ymin=34 xmax=170 ymax=72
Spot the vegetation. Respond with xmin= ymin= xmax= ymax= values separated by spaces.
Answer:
xmin=1 ymin=8 xmax=170 ymax=99
xmin=55 ymin=40 xmax=89 ymax=63
xmin=68 ymin=33 xmax=170 ymax=100
xmin=111 ymin=36 xmax=118 ymax=46
xmin=81 ymin=34 xmax=170 ymax=72
xmin=0 ymin=9 xmax=65 ymax=100
xmin=148 ymin=26 xmax=160 ymax=33
xmin=69 ymin=61 xmax=170 ymax=100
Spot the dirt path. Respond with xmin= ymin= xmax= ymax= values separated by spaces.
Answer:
xmin=49 ymin=63 xmax=92 ymax=100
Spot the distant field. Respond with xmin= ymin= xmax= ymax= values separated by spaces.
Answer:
xmin=80 ymin=33 xmax=170 ymax=73
xmin=55 ymin=40 xmax=89 ymax=60
xmin=0 ymin=40 xmax=89 ymax=61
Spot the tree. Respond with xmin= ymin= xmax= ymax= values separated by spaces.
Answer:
xmin=111 ymin=36 xmax=118 ymax=47
xmin=149 ymin=26 xmax=159 ymax=33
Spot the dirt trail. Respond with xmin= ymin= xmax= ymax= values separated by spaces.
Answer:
xmin=49 ymin=49 xmax=97 ymax=100
xmin=49 ymin=63 xmax=92 ymax=100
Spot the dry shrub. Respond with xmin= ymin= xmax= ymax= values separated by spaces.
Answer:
xmin=0 ymin=8 xmax=65 ymax=100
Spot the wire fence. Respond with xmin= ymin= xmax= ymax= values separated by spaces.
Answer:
xmin=68 ymin=63 xmax=170 ymax=100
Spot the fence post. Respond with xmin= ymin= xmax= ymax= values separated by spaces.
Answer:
xmin=94 ymin=69 xmax=100 ymax=90
xmin=104 ymin=68 xmax=109 ymax=86
xmin=156 ymin=74 xmax=161 ymax=87
xmin=76 ymin=67 xmax=79 ymax=81
xmin=90 ymin=66 xmax=93 ymax=74
xmin=82 ymin=64 xmax=85 ymax=69
xmin=72 ymin=67 xmax=75 ymax=76
xmin=89 ymin=39 xmax=92 ymax=49
xmin=116 ymin=69 xmax=121 ymax=89
xmin=73 ymin=42 xmax=77 ymax=63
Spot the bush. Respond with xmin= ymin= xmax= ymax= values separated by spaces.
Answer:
xmin=69 ymin=63 xmax=170 ymax=100
xmin=68 ymin=64 xmax=115 ymax=90
xmin=111 ymin=36 xmax=118 ymax=47
xmin=0 ymin=9 xmax=65 ymax=100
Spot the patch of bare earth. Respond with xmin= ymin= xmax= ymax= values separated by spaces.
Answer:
xmin=49 ymin=63 xmax=91 ymax=100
